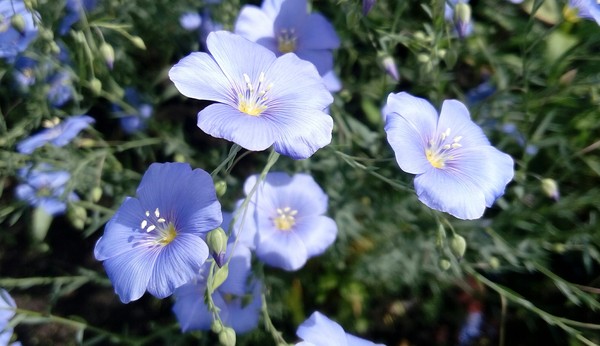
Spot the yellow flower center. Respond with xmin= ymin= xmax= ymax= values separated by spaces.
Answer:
xmin=425 ymin=128 xmax=463 ymax=169
xmin=273 ymin=207 xmax=298 ymax=231
xmin=277 ymin=28 xmax=297 ymax=53
xmin=140 ymin=207 xmax=178 ymax=246
xmin=237 ymin=72 xmax=273 ymax=116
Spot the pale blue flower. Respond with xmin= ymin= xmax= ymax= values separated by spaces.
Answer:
xmin=169 ymin=31 xmax=334 ymax=159
xmin=0 ymin=289 xmax=17 ymax=346
xmin=59 ymin=0 xmax=98 ymax=35
xmin=234 ymin=0 xmax=341 ymax=89
xmin=458 ymin=311 xmax=483 ymax=346
xmin=296 ymin=311 xmax=385 ymax=346
xmin=172 ymin=242 xmax=262 ymax=334
xmin=179 ymin=11 xmax=202 ymax=31
xmin=569 ymin=0 xmax=600 ymax=24
xmin=114 ymin=88 xmax=153 ymax=134
xmin=235 ymin=172 xmax=337 ymax=271
xmin=17 ymin=115 xmax=95 ymax=154
xmin=94 ymin=163 xmax=222 ymax=303
xmin=47 ymin=71 xmax=74 ymax=107
xmin=0 ymin=0 xmax=38 ymax=61
xmin=383 ymin=92 xmax=514 ymax=220
xmin=15 ymin=165 xmax=79 ymax=216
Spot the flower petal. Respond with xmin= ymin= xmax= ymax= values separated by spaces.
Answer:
xmin=297 ymin=311 xmax=348 ymax=345
xmin=197 ymin=103 xmax=276 ymax=151
xmin=147 ymin=233 xmax=209 ymax=298
xmin=437 ymin=100 xmax=490 ymax=147
xmin=295 ymin=49 xmax=334 ymax=76
xmin=298 ymin=13 xmax=340 ymax=50
xmin=102 ymin=244 xmax=160 ymax=303
xmin=173 ymin=280 xmax=212 ymax=332
xmin=234 ymin=5 xmax=275 ymax=42
xmin=271 ymin=109 xmax=333 ymax=159
xmin=385 ymin=112 xmax=432 ymax=175
xmin=168 ymin=51 xmax=234 ymax=105
xmin=16 ymin=130 xmax=53 ymax=154
xmin=293 ymin=215 xmax=337 ymax=257
xmin=273 ymin=0 xmax=308 ymax=30
xmin=52 ymin=115 xmax=94 ymax=147
xmin=256 ymin=227 xmax=308 ymax=270
xmin=414 ymin=168 xmax=487 ymax=220
xmin=219 ymin=243 xmax=252 ymax=296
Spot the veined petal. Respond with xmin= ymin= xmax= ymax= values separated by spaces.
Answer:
xmin=256 ymin=229 xmax=308 ymax=270
xmin=382 ymin=92 xmax=437 ymax=134
xmin=295 ymin=49 xmax=334 ymax=76
xmin=221 ymin=283 xmax=262 ymax=334
xmin=94 ymin=197 xmax=146 ymax=260
xmin=168 ymin=51 xmax=234 ymax=105
xmin=147 ymin=234 xmax=209 ymax=298
xmin=173 ymin=281 xmax=212 ymax=332
xmin=298 ymin=13 xmax=340 ymax=50
xmin=206 ymin=31 xmax=276 ymax=87
xmin=219 ymin=243 xmax=252 ymax=296
xmin=415 ymin=168 xmax=487 ymax=220
xmin=234 ymin=5 xmax=275 ymax=42
xmin=297 ymin=311 xmax=348 ymax=345
xmin=293 ymin=216 xmax=337 ymax=257
xmin=385 ymin=113 xmax=432 ymax=174
xmin=198 ymin=103 xmax=276 ymax=151
xmin=261 ymin=0 xmax=285 ymax=18
xmin=102 ymin=245 xmax=160 ymax=303
xmin=271 ymin=109 xmax=333 ymax=159
xmin=438 ymin=100 xmax=490 ymax=147
xmin=273 ymin=0 xmax=308 ymax=30
xmin=446 ymin=146 xmax=514 ymax=207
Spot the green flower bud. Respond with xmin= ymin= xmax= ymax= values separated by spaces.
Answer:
xmin=214 ymin=180 xmax=227 ymax=197
xmin=10 ymin=14 xmax=26 ymax=34
xmin=211 ymin=319 xmax=224 ymax=334
xmin=130 ymin=36 xmax=146 ymax=50
xmin=90 ymin=187 xmax=103 ymax=203
xmin=489 ymin=256 xmax=500 ymax=269
xmin=210 ymin=263 xmax=229 ymax=293
xmin=89 ymin=78 xmax=102 ymax=96
xmin=207 ymin=227 xmax=228 ymax=266
xmin=218 ymin=327 xmax=236 ymax=346
xmin=450 ymin=234 xmax=467 ymax=259
xmin=99 ymin=42 xmax=115 ymax=69
xmin=541 ymin=178 xmax=560 ymax=201
xmin=67 ymin=204 xmax=87 ymax=230
xmin=439 ymin=257 xmax=451 ymax=271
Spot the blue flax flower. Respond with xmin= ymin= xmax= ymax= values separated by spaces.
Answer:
xmin=59 ymin=0 xmax=97 ymax=35
xmin=568 ymin=0 xmax=600 ymax=24
xmin=235 ymin=172 xmax=337 ymax=271
xmin=383 ymin=92 xmax=514 ymax=220
xmin=179 ymin=11 xmax=202 ymax=31
xmin=47 ymin=70 xmax=75 ymax=107
xmin=0 ymin=289 xmax=18 ymax=346
xmin=94 ymin=163 xmax=222 ymax=303
xmin=172 ymin=242 xmax=262 ymax=334
xmin=114 ymin=88 xmax=153 ymax=134
xmin=17 ymin=115 xmax=95 ymax=154
xmin=234 ymin=0 xmax=341 ymax=90
xmin=15 ymin=166 xmax=79 ymax=216
xmin=296 ymin=311 xmax=385 ymax=346
xmin=0 ymin=0 xmax=38 ymax=61
xmin=169 ymin=31 xmax=333 ymax=160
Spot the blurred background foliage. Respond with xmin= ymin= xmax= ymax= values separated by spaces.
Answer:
xmin=0 ymin=0 xmax=599 ymax=344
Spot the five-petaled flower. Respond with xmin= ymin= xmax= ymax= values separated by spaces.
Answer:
xmin=0 ymin=0 xmax=38 ymax=61
xmin=94 ymin=162 xmax=222 ymax=303
xmin=15 ymin=165 xmax=79 ymax=216
xmin=172 ymin=242 xmax=262 ymax=334
xmin=234 ymin=0 xmax=340 ymax=78
xmin=296 ymin=311 xmax=385 ymax=346
xmin=16 ymin=115 xmax=95 ymax=154
xmin=169 ymin=30 xmax=334 ymax=160
xmin=234 ymin=172 xmax=337 ymax=271
xmin=383 ymin=92 xmax=514 ymax=220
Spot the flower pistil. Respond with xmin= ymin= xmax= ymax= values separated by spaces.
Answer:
xmin=425 ymin=128 xmax=463 ymax=169
xmin=140 ymin=208 xmax=177 ymax=245
xmin=237 ymin=72 xmax=273 ymax=116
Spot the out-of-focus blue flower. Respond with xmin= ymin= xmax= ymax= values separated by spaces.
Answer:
xmin=383 ymin=92 xmax=514 ymax=220
xmin=363 ymin=0 xmax=377 ymax=15
xmin=568 ymin=0 xmax=600 ymax=24
xmin=235 ymin=172 xmax=337 ymax=271
xmin=169 ymin=31 xmax=334 ymax=160
xmin=94 ymin=163 xmax=222 ymax=303
xmin=180 ymin=11 xmax=202 ymax=31
xmin=296 ymin=311 xmax=385 ymax=346
xmin=0 ymin=0 xmax=38 ymax=61
xmin=234 ymin=0 xmax=340 ymax=78
xmin=172 ymin=242 xmax=262 ymax=334
xmin=114 ymin=88 xmax=153 ymax=134
xmin=500 ymin=123 xmax=538 ymax=156
xmin=15 ymin=166 xmax=79 ymax=216
xmin=59 ymin=0 xmax=98 ymax=35
xmin=12 ymin=55 xmax=37 ymax=89
xmin=445 ymin=0 xmax=473 ymax=38
xmin=465 ymin=80 xmax=495 ymax=105
xmin=46 ymin=71 xmax=74 ymax=107
xmin=17 ymin=115 xmax=95 ymax=154
xmin=458 ymin=311 xmax=483 ymax=346
xmin=0 ymin=289 xmax=18 ymax=346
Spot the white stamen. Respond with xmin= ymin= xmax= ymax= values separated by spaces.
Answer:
xmin=141 ymin=220 xmax=148 ymax=229
xmin=157 ymin=218 xmax=166 ymax=223
xmin=146 ymin=225 xmax=156 ymax=233
xmin=154 ymin=208 xmax=160 ymax=218
xmin=145 ymin=210 xmax=150 ymax=217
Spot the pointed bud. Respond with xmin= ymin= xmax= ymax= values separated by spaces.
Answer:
xmin=453 ymin=2 xmax=472 ymax=38
xmin=210 ymin=263 xmax=229 ymax=293
xmin=382 ymin=56 xmax=399 ymax=81
xmin=99 ymin=42 xmax=115 ymax=69
xmin=67 ymin=204 xmax=87 ymax=230
xmin=11 ymin=14 xmax=26 ymax=34
xmin=450 ymin=234 xmax=467 ymax=259
xmin=218 ymin=327 xmax=236 ymax=346
xmin=214 ymin=180 xmax=227 ymax=197
xmin=32 ymin=206 xmax=52 ymax=242
xmin=207 ymin=227 xmax=228 ymax=267
xmin=24 ymin=0 xmax=37 ymax=10
xmin=130 ymin=36 xmax=146 ymax=50
xmin=541 ymin=178 xmax=560 ymax=201
xmin=90 ymin=187 xmax=102 ymax=203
